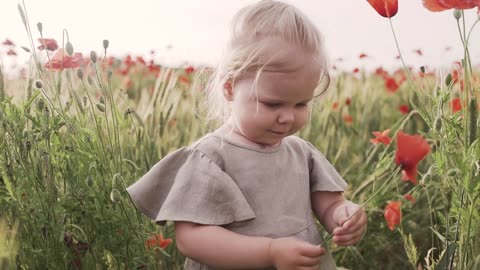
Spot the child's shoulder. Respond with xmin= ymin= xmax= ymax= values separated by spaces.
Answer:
xmin=283 ymin=135 xmax=314 ymax=151
xmin=185 ymin=133 xmax=226 ymax=167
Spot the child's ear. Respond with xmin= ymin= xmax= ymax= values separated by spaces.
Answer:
xmin=223 ymin=81 xmax=234 ymax=101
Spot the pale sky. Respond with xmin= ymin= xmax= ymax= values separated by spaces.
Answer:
xmin=1 ymin=0 xmax=480 ymax=75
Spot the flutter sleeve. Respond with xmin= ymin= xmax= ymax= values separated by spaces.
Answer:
xmin=306 ymin=142 xmax=348 ymax=192
xmin=126 ymin=148 xmax=256 ymax=225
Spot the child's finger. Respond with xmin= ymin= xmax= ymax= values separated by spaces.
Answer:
xmin=300 ymin=244 xmax=325 ymax=258
xmin=333 ymin=234 xmax=363 ymax=246
xmin=297 ymin=255 xmax=320 ymax=266
xmin=334 ymin=220 xmax=365 ymax=236
xmin=334 ymin=213 xmax=366 ymax=234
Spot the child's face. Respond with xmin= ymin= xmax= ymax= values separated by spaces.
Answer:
xmin=227 ymin=41 xmax=322 ymax=146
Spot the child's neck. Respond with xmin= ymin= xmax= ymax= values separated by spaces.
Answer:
xmin=214 ymin=123 xmax=280 ymax=150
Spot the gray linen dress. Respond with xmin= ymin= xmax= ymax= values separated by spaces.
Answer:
xmin=127 ymin=133 xmax=348 ymax=270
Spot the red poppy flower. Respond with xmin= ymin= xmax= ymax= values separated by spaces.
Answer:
xmin=6 ymin=49 xmax=17 ymax=56
xmin=413 ymin=49 xmax=423 ymax=56
xmin=2 ymin=39 xmax=14 ymax=46
xmin=423 ymin=0 xmax=480 ymax=11
xmin=384 ymin=201 xmax=402 ymax=230
xmin=37 ymin=38 xmax=58 ymax=51
xmin=345 ymin=97 xmax=352 ymax=106
xmin=343 ymin=114 xmax=353 ymax=124
xmin=44 ymin=49 xmax=83 ymax=70
xmin=179 ymin=75 xmax=190 ymax=84
xmin=404 ymin=194 xmax=416 ymax=204
xmin=395 ymin=131 xmax=430 ymax=185
xmin=332 ymin=102 xmax=339 ymax=110
xmin=370 ymin=129 xmax=392 ymax=145
xmin=399 ymin=104 xmax=410 ymax=115
xmin=144 ymin=234 xmax=173 ymax=251
xmin=185 ymin=65 xmax=195 ymax=74
xmin=451 ymin=97 xmax=462 ymax=113
xmin=384 ymin=76 xmax=399 ymax=92
xmin=367 ymin=0 xmax=399 ymax=18
xmin=352 ymin=67 xmax=360 ymax=73
xmin=451 ymin=69 xmax=459 ymax=84
xmin=375 ymin=67 xmax=388 ymax=78
xmin=359 ymin=53 xmax=368 ymax=59
xmin=136 ymin=56 xmax=146 ymax=65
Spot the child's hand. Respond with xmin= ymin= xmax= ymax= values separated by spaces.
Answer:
xmin=268 ymin=237 xmax=325 ymax=270
xmin=332 ymin=201 xmax=367 ymax=246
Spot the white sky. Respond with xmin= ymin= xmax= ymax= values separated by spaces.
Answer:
xmin=1 ymin=0 xmax=480 ymax=74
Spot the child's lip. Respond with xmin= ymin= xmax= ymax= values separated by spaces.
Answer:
xmin=269 ymin=130 xmax=288 ymax=135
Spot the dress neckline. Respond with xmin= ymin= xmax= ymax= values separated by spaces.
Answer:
xmin=208 ymin=133 xmax=284 ymax=154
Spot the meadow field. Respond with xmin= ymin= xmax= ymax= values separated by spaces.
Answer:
xmin=1 ymin=3 xmax=480 ymax=270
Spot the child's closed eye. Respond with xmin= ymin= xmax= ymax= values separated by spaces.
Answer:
xmin=262 ymin=102 xmax=282 ymax=108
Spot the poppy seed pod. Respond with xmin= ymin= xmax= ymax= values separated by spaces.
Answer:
xmin=103 ymin=39 xmax=109 ymax=49
xmin=35 ymin=80 xmax=43 ymax=89
xmin=453 ymin=9 xmax=462 ymax=20
xmin=65 ymin=41 xmax=74 ymax=56
xmin=90 ymin=51 xmax=97 ymax=63
xmin=37 ymin=22 xmax=43 ymax=33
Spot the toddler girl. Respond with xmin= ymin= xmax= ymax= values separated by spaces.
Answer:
xmin=127 ymin=1 xmax=367 ymax=269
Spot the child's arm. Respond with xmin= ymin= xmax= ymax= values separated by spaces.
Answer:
xmin=175 ymin=221 xmax=325 ymax=269
xmin=311 ymin=191 xmax=367 ymax=246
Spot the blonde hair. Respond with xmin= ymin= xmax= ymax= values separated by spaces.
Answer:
xmin=204 ymin=0 xmax=330 ymax=124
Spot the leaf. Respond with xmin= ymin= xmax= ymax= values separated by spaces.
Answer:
xmin=434 ymin=242 xmax=457 ymax=270
xmin=1 ymin=173 xmax=15 ymax=200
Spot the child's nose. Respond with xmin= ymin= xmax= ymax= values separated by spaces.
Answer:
xmin=277 ymin=108 xmax=295 ymax=124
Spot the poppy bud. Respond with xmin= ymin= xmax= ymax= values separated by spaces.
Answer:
xmin=447 ymin=168 xmax=460 ymax=177
xmin=445 ymin=74 xmax=452 ymax=86
xmin=453 ymin=9 xmax=462 ymax=20
xmin=107 ymin=70 xmax=112 ymax=79
xmin=103 ymin=39 xmax=109 ymax=50
xmin=96 ymin=103 xmax=105 ymax=112
xmin=76 ymin=69 xmax=84 ymax=81
xmin=36 ymin=98 xmax=45 ymax=111
xmin=37 ymin=22 xmax=43 ymax=33
xmin=90 ymin=51 xmax=97 ymax=63
xmin=35 ymin=80 xmax=43 ymax=89
xmin=21 ymin=46 xmax=31 ymax=53
xmin=83 ymin=96 xmax=87 ymax=108
xmin=44 ymin=106 xmax=50 ymax=118
xmin=25 ymin=140 xmax=31 ymax=151
xmin=124 ymin=108 xmax=132 ymax=119
xmin=99 ymin=96 xmax=105 ymax=104
xmin=86 ymin=176 xmax=93 ymax=187
xmin=110 ymin=189 xmax=121 ymax=203
xmin=65 ymin=41 xmax=74 ymax=56
xmin=420 ymin=66 xmax=425 ymax=74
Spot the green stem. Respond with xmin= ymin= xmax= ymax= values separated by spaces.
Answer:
xmin=322 ymin=166 xmax=401 ymax=245
xmin=388 ymin=18 xmax=419 ymax=93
